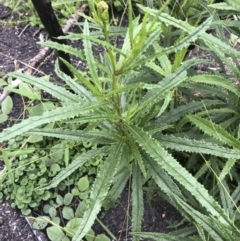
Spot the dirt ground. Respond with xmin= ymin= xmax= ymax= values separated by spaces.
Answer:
xmin=0 ymin=3 xmax=184 ymax=241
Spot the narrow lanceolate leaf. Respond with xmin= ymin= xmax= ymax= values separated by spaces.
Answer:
xmin=0 ymin=101 xmax=105 ymax=143
xmin=132 ymin=63 xmax=188 ymax=120
xmin=208 ymin=2 xmax=238 ymax=10
xmin=72 ymin=141 xmax=124 ymax=241
xmin=83 ymin=20 xmax=99 ymax=84
xmin=124 ymin=28 xmax=162 ymax=72
xmin=60 ymin=32 xmax=126 ymax=57
xmin=225 ymin=0 xmax=240 ymax=9
xmin=187 ymin=75 xmax=240 ymax=97
xmin=132 ymin=163 xmax=143 ymax=241
xmin=105 ymin=83 xmax=145 ymax=97
xmin=218 ymin=180 xmax=232 ymax=215
xmin=103 ymin=165 xmax=129 ymax=210
xmin=27 ymin=129 xmax=118 ymax=144
xmin=138 ymin=5 xmax=240 ymax=59
xmin=195 ymin=223 xmax=207 ymax=241
xmin=142 ymin=152 xmax=185 ymax=202
xmin=54 ymin=60 xmax=93 ymax=100
xmin=60 ymin=58 xmax=101 ymax=96
xmin=173 ymin=195 xmax=240 ymax=240
xmin=155 ymin=134 xmax=240 ymax=159
xmin=231 ymin=185 xmax=240 ymax=208
xmin=218 ymin=159 xmax=237 ymax=182
xmin=130 ymin=232 xmax=192 ymax=241
xmin=125 ymin=124 xmax=234 ymax=227
xmin=128 ymin=16 xmax=213 ymax=70
xmin=36 ymin=147 xmax=109 ymax=190
xmin=154 ymin=100 xmax=224 ymax=125
xmin=8 ymin=72 xmax=80 ymax=103
xmin=38 ymin=40 xmax=85 ymax=60
xmin=103 ymin=147 xmax=131 ymax=210
xmin=188 ymin=115 xmax=240 ymax=149
xmin=130 ymin=142 xmax=147 ymax=178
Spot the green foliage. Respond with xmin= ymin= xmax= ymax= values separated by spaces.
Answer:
xmin=32 ymin=195 xmax=111 ymax=241
xmin=1 ymin=0 xmax=240 ymax=240
xmin=0 ymin=126 xmax=105 ymax=214
xmin=3 ymin=0 xmax=85 ymax=27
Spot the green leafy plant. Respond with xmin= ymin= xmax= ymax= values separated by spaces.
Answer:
xmin=3 ymin=0 xmax=84 ymax=27
xmin=0 ymin=130 xmax=103 ymax=214
xmin=1 ymin=0 xmax=240 ymax=240
xmin=0 ymin=74 xmax=43 ymax=124
xmin=0 ymin=100 xmax=103 ymax=214
xmin=32 ymin=194 xmax=111 ymax=241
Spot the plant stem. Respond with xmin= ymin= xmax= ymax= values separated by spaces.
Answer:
xmin=102 ymin=21 xmax=122 ymax=117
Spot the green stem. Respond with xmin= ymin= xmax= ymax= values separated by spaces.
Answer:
xmin=102 ymin=24 xmax=119 ymax=92
xmin=102 ymin=22 xmax=122 ymax=117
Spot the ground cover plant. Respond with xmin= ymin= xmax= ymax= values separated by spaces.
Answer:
xmin=1 ymin=0 xmax=240 ymax=240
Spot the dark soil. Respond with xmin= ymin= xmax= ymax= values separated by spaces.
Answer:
xmin=0 ymin=3 xmax=183 ymax=241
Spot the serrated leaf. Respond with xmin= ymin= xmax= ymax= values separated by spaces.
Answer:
xmin=173 ymin=195 xmax=239 ymax=240
xmin=188 ymin=115 xmax=240 ymax=149
xmin=54 ymin=60 xmax=93 ymax=100
xmin=131 ymin=231 xmax=192 ymax=241
xmin=72 ymin=141 xmax=124 ymax=241
xmin=59 ymin=32 xmax=126 ymax=57
xmin=145 ymin=61 xmax=166 ymax=76
xmin=38 ymin=41 xmax=85 ymax=60
xmin=156 ymin=90 xmax=174 ymax=118
xmin=131 ymin=62 xmax=188 ymax=121
xmin=187 ymin=75 xmax=240 ymax=97
xmin=8 ymin=72 xmax=80 ymax=103
xmin=142 ymin=152 xmax=185 ymax=201
xmin=0 ymin=101 xmax=105 ymax=143
xmin=132 ymin=163 xmax=143 ymax=241
xmin=130 ymin=142 xmax=147 ymax=178
xmin=231 ymin=185 xmax=240 ymax=207
xmin=36 ymin=147 xmax=108 ymax=190
xmin=27 ymin=129 xmax=116 ymax=144
xmin=218 ymin=159 xmax=237 ymax=182
xmin=125 ymin=124 xmax=234 ymax=227
xmin=103 ymin=165 xmax=129 ymax=210
xmin=155 ymin=134 xmax=240 ymax=159
xmin=154 ymin=100 xmax=223 ymax=125
xmin=117 ymin=16 xmax=141 ymax=67
xmin=138 ymin=5 xmax=240 ymax=59
xmin=60 ymin=59 xmax=101 ymax=96
xmin=103 ymin=149 xmax=130 ymax=210
xmin=208 ymin=2 xmax=237 ymax=10
xmin=83 ymin=20 xmax=99 ymax=85
xmin=226 ymin=0 xmax=240 ymax=9
xmin=126 ymin=12 xmax=213 ymax=69
xmin=121 ymin=28 xmax=162 ymax=72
